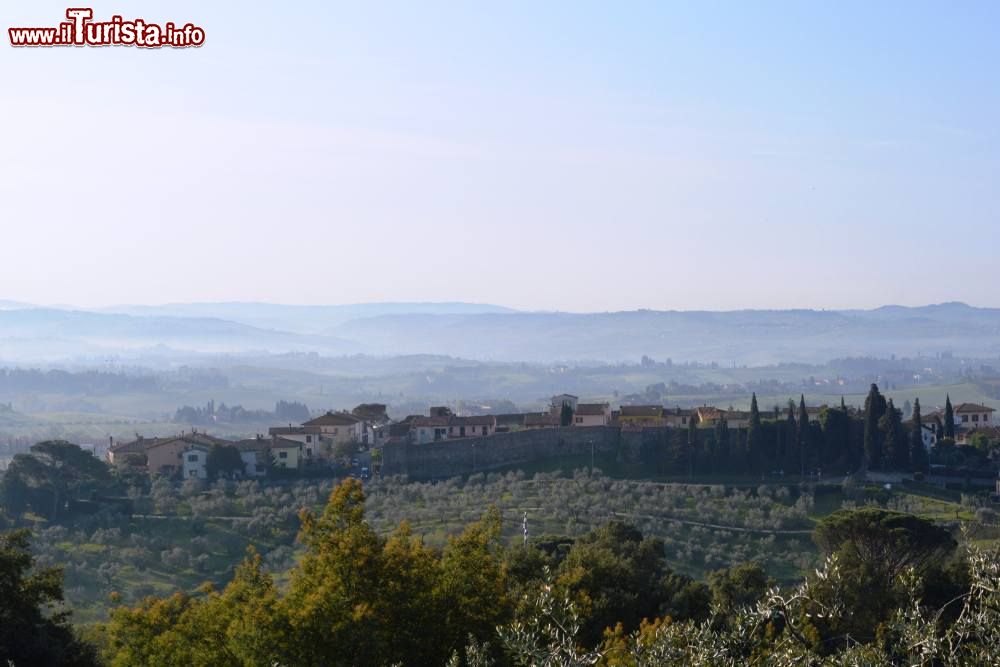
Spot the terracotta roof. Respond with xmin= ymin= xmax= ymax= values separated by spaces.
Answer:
xmin=524 ymin=413 xmax=560 ymax=427
xmin=696 ymin=407 xmax=723 ymax=420
xmin=145 ymin=433 xmax=232 ymax=452
xmin=663 ymin=408 xmax=694 ymax=417
xmin=270 ymin=437 xmax=302 ymax=450
xmin=388 ymin=423 xmax=412 ymax=437
xmin=233 ymin=438 xmax=270 ymax=453
xmin=411 ymin=416 xmax=451 ymax=427
xmin=303 ymin=412 xmax=361 ymax=427
xmin=954 ymin=403 xmax=995 ymax=413
xmin=492 ymin=413 xmax=529 ymax=427
xmin=109 ymin=436 xmax=171 ymax=454
xmin=269 ymin=425 xmax=322 ymax=436
xmin=619 ymin=405 xmax=663 ymax=418
xmin=576 ymin=403 xmax=609 ymax=416
xmin=449 ymin=415 xmax=496 ymax=427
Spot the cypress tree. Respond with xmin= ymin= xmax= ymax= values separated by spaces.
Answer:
xmin=881 ymin=399 xmax=907 ymax=470
xmin=840 ymin=396 xmax=847 ymax=412
xmin=715 ymin=413 xmax=730 ymax=470
xmin=686 ymin=415 xmax=696 ymax=478
xmin=748 ymin=393 xmax=762 ymax=472
xmin=797 ymin=395 xmax=809 ymax=476
xmin=944 ymin=395 xmax=955 ymax=439
xmin=785 ymin=400 xmax=798 ymax=474
xmin=863 ymin=384 xmax=886 ymax=471
xmin=910 ymin=397 xmax=929 ymax=473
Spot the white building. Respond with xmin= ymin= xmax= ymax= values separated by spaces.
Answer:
xmin=181 ymin=443 xmax=210 ymax=480
xmin=573 ymin=403 xmax=611 ymax=427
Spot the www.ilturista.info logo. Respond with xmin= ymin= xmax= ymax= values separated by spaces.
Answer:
xmin=9 ymin=8 xmax=205 ymax=48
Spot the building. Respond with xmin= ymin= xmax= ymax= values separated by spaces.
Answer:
xmin=618 ymin=405 xmax=664 ymax=427
xmin=574 ymin=403 xmax=611 ymax=427
xmin=954 ymin=403 xmax=995 ymax=429
xmin=267 ymin=426 xmax=324 ymax=458
xmin=493 ymin=413 xmax=529 ymax=432
xmin=302 ymin=411 xmax=365 ymax=446
xmin=234 ymin=438 xmax=270 ymax=477
xmin=143 ymin=433 xmax=229 ymax=477
xmin=410 ymin=416 xmax=451 ymax=444
xmin=695 ymin=406 xmax=723 ymax=426
xmin=106 ymin=435 xmax=170 ymax=466
xmin=524 ymin=413 xmax=560 ymax=429
xmin=722 ymin=410 xmax=752 ymax=429
xmin=270 ymin=437 xmax=303 ymax=470
xmin=180 ymin=443 xmax=211 ymax=480
xmin=661 ymin=408 xmax=694 ymax=428
xmin=550 ymin=394 xmax=579 ymax=414
xmin=447 ymin=415 xmax=497 ymax=439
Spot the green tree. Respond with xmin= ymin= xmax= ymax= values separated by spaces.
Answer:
xmin=1 ymin=440 xmax=115 ymax=521
xmin=797 ymin=395 xmax=810 ymax=475
xmin=818 ymin=406 xmax=850 ymax=471
xmin=810 ymin=508 xmax=956 ymax=647
xmin=205 ymin=444 xmax=244 ymax=480
xmin=686 ymin=416 xmax=697 ymax=478
xmin=436 ymin=506 xmax=510 ymax=653
xmin=560 ymin=402 xmax=575 ymax=427
xmin=555 ymin=522 xmax=708 ymax=646
xmin=944 ymin=394 xmax=955 ymax=439
xmin=910 ymin=397 xmax=929 ymax=473
xmin=747 ymin=393 xmax=763 ymax=473
xmin=707 ymin=562 xmax=774 ymax=611
xmin=880 ymin=399 xmax=908 ymax=471
xmin=1 ymin=529 xmax=99 ymax=666
xmin=863 ymin=384 xmax=886 ymax=471
xmin=331 ymin=438 xmax=358 ymax=466
xmin=783 ymin=401 xmax=798 ymax=474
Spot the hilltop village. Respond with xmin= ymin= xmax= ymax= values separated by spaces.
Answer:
xmin=105 ymin=392 xmax=998 ymax=482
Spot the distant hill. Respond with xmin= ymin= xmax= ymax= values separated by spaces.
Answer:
xmin=0 ymin=308 xmax=359 ymax=362
xmin=100 ymin=301 xmax=517 ymax=334
xmin=328 ymin=304 xmax=1000 ymax=364
xmin=0 ymin=302 xmax=998 ymax=365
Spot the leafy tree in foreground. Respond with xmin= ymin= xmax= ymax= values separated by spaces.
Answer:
xmin=808 ymin=507 xmax=956 ymax=647
xmin=474 ymin=538 xmax=1000 ymax=666
xmin=0 ymin=529 xmax=99 ymax=666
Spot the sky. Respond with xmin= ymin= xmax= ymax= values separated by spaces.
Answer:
xmin=2 ymin=1 xmax=998 ymax=312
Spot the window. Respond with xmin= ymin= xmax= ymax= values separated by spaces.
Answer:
xmin=963 ymin=415 xmax=969 ymax=422
xmin=187 ymin=454 xmax=199 ymax=462
xmin=575 ymin=417 xmax=583 ymax=423
xmin=306 ymin=435 xmax=312 ymax=443
xmin=278 ymin=451 xmax=288 ymax=459
xmin=973 ymin=414 xmax=979 ymax=422
xmin=482 ymin=426 xmax=488 ymax=434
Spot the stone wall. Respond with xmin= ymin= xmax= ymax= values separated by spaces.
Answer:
xmin=381 ymin=426 xmax=622 ymax=479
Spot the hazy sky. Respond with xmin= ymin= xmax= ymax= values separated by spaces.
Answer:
xmin=3 ymin=1 xmax=998 ymax=312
